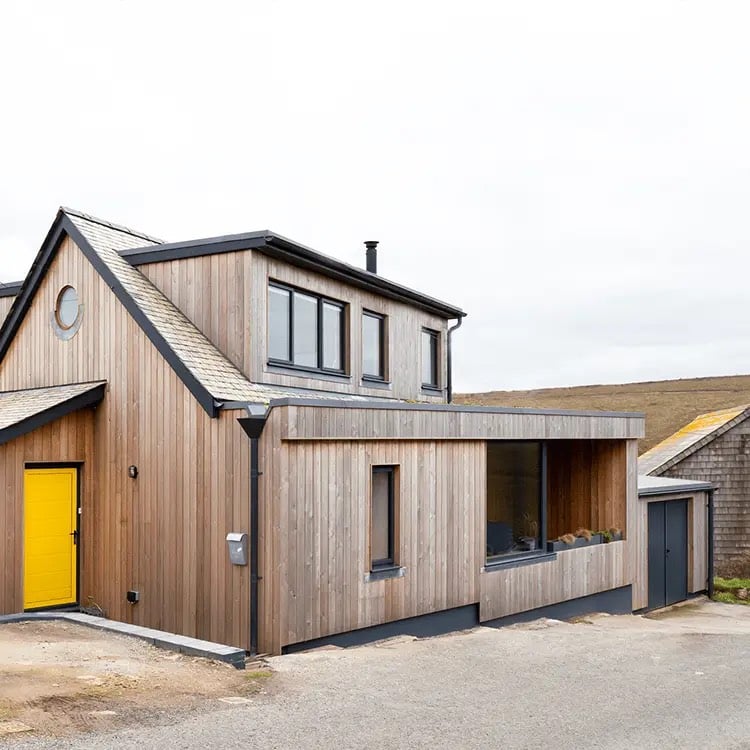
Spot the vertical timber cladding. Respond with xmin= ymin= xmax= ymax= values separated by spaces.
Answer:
xmin=0 ymin=235 xmax=252 ymax=650
xmin=260 ymin=405 xmax=642 ymax=653
xmin=0 ymin=411 xmax=94 ymax=615
xmin=139 ymin=251 xmax=449 ymax=402
xmin=258 ymin=406 xmax=486 ymax=653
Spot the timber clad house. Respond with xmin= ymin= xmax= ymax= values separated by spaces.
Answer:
xmin=0 ymin=208 xmax=708 ymax=655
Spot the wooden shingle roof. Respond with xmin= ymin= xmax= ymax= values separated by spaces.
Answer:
xmin=639 ymin=404 xmax=750 ymax=475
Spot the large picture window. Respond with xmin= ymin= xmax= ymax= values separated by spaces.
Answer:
xmin=421 ymin=328 xmax=440 ymax=389
xmin=371 ymin=466 xmax=396 ymax=570
xmin=268 ymin=282 xmax=345 ymax=374
xmin=486 ymin=441 xmax=546 ymax=562
xmin=362 ymin=311 xmax=386 ymax=380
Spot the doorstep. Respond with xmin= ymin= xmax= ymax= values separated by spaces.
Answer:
xmin=0 ymin=611 xmax=246 ymax=669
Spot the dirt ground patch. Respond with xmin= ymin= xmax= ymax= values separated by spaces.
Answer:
xmin=0 ymin=621 xmax=272 ymax=738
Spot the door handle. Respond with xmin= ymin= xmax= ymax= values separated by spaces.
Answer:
xmin=70 ymin=530 xmax=79 ymax=546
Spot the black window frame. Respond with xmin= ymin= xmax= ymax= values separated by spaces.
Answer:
xmin=362 ymin=310 xmax=387 ymax=382
xmin=267 ymin=281 xmax=347 ymax=376
xmin=485 ymin=440 xmax=548 ymax=566
xmin=371 ymin=465 xmax=396 ymax=571
xmin=421 ymin=327 xmax=440 ymax=391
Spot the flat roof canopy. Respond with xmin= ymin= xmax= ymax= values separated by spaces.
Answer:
xmin=0 ymin=381 xmax=106 ymax=446
xmin=265 ymin=399 xmax=645 ymax=441
xmin=637 ymin=474 xmax=713 ymax=497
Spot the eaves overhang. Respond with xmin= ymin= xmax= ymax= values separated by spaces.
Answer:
xmin=0 ymin=381 xmax=106 ymax=447
xmin=0 ymin=282 xmax=23 ymax=298
xmin=120 ymin=231 xmax=466 ymax=320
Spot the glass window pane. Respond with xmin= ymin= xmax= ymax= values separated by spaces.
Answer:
xmin=362 ymin=314 xmax=382 ymax=377
xmin=486 ymin=442 xmax=541 ymax=559
xmin=322 ymin=302 xmax=343 ymax=370
xmin=422 ymin=330 xmax=437 ymax=386
xmin=268 ymin=286 xmax=290 ymax=361
xmin=293 ymin=292 xmax=318 ymax=367
xmin=371 ymin=470 xmax=391 ymax=564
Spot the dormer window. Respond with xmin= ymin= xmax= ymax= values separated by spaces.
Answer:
xmin=268 ymin=282 xmax=346 ymax=374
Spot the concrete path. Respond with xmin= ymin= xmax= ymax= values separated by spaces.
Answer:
xmin=11 ymin=600 xmax=750 ymax=750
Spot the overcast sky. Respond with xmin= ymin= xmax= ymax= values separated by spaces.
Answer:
xmin=1 ymin=1 xmax=748 ymax=392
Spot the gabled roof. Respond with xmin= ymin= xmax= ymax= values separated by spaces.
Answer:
xmin=0 ymin=381 xmax=106 ymax=446
xmin=639 ymin=404 xmax=750 ymax=475
xmin=0 ymin=208 xmax=423 ymax=416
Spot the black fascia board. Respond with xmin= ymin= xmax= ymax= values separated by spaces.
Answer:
xmin=638 ymin=481 xmax=714 ymax=497
xmin=0 ymin=211 xmax=68 ymax=364
xmin=266 ymin=396 xmax=645 ymax=419
xmin=262 ymin=235 xmax=466 ymax=320
xmin=0 ymin=383 xmax=106 ymax=447
xmin=120 ymin=232 xmax=269 ymax=265
xmin=120 ymin=230 xmax=466 ymax=320
xmin=61 ymin=215 xmax=220 ymax=418
xmin=0 ymin=282 xmax=23 ymax=298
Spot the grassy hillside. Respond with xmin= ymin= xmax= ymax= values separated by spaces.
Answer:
xmin=456 ymin=374 xmax=750 ymax=452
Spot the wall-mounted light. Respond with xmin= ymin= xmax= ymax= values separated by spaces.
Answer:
xmin=128 ymin=465 xmax=138 ymax=479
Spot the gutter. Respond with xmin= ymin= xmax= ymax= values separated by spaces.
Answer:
xmin=446 ymin=317 xmax=463 ymax=404
xmin=237 ymin=405 xmax=269 ymax=656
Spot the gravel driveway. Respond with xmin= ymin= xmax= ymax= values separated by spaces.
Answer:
xmin=7 ymin=600 xmax=750 ymax=750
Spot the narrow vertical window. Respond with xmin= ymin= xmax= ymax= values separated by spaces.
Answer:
xmin=322 ymin=302 xmax=343 ymax=370
xmin=421 ymin=328 xmax=439 ymax=389
xmin=371 ymin=466 xmax=395 ymax=570
xmin=292 ymin=291 xmax=318 ymax=368
xmin=362 ymin=311 xmax=386 ymax=380
xmin=268 ymin=286 xmax=291 ymax=361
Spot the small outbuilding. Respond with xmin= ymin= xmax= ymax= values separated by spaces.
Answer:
xmin=640 ymin=405 xmax=750 ymax=573
xmin=637 ymin=475 xmax=713 ymax=611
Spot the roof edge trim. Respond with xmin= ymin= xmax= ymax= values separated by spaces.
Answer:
xmin=0 ymin=382 xmax=106 ymax=447
xmin=62 ymin=215 xmax=220 ymax=418
xmin=0 ymin=282 xmax=23 ymax=298
xmin=121 ymin=231 xmax=466 ymax=319
xmin=265 ymin=396 xmax=645 ymax=418
xmin=645 ymin=406 xmax=750 ymax=476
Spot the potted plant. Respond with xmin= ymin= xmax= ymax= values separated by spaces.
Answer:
xmin=547 ymin=527 xmax=604 ymax=552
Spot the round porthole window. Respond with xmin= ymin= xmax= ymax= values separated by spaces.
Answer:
xmin=55 ymin=286 xmax=80 ymax=330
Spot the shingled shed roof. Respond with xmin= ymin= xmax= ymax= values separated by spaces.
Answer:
xmin=0 ymin=381 xmax=106 ymax=446
xmin=639 ymin=404 xmax=750 ymax=475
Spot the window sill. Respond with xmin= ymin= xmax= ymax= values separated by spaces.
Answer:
xmin=421 ymin=385 xmax=443 ymax=395
xmin=483 ymin=552 xmax=557 ymax=572
xmin=365 ymin=565 xmax=405 ymax=583
xmin=266 ymin=362 xmax=352 ymax=382
xmin=361 ymin=377 xmax=392 ymax=390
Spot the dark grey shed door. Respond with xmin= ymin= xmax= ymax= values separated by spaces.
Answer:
xmin=648 ymin=500 xmax=689 ymax=610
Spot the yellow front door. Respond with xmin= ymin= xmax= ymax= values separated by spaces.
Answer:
xmin=24 ymin=467 xmax=78 ymax=610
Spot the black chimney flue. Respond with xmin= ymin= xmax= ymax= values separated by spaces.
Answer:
xmin=365 ymin=240 xmax=378 ymax=274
